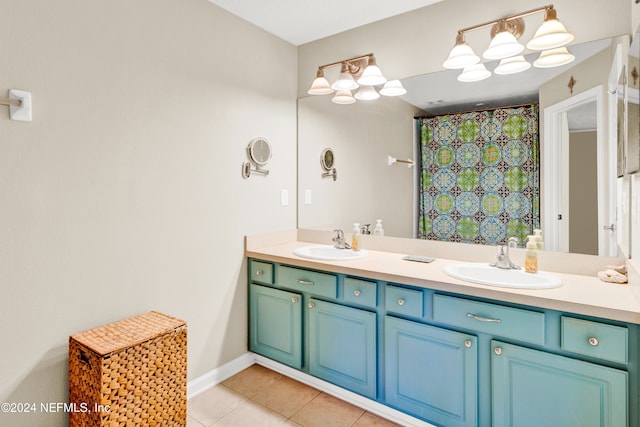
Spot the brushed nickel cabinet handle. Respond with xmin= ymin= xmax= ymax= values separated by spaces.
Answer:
xmin=291 ymin=297 xmax=298 ymax=303
xmin=464 ymin=340 xmax=472 ymax=348
xmin=255 ymin=270 xmax=263 ymax=276
xmin=354 ymin=290 xmax=361 ymax=297
xmin=296 ymin=279 xmax=315 ymax=285
xmin=588 ymin=337 xmax=599 ymax=346
xmin=467 ymin=313 xmax=501 ymax=323
xmin=308 ymin=302 xmax=315 ymax=309
xmin=494 ymin=347 xmax=503 ymax=356
xmin=397 ymin=298 xmax=405 ymax=306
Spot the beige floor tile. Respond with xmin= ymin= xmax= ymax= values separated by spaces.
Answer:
xmin=283 ymin=421 xmax=304 ymax=426
xmin=187 ymin=385 xmax=247 ymax=426
xmin=252 ymin=376 xmax=321 ymax=417
xmin=212 ymin=399 xmax=288 ymax=427
xmin=222 ymin=364 xmax=283 ymax=398
xmin=290 ymin=393 xmax=365 ymax=427
xmin=353 ymin=411 xmax=402 ymax=427
xmin=187 ymin=414 xmax=206 ymax=427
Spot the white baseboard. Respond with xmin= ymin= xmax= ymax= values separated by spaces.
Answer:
xmin=187 ymin=352 xmax=256 ymax=399
xmin=187 ymin=352 xmax=434 ymax=427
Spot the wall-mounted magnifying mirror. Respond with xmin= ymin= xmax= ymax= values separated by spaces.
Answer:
xmin=242 ymin=137 xmax=272 ymax=179
xmin=320 ymin=148 xmax=337 ymax=181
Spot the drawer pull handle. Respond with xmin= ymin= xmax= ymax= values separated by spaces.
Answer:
xmin=255 ymin=270 xmax=263 ymax=276
xmin=354 ymin=290 xmax=361 ymax=297
xmin=397 ymin=298 xmax=405 ymax=306
xmin=296 ymin=279 xmax=315 ymax=285
xmin=494 ymin=347 xmax=503 ymax=356
xmin=291 ymin=297 xmax=298 ymax=303
xmin=588 ymin=337 xmax=599 ymax=347
xmin=308 ymin=302 xmax=315 ymax=309
xmin=467 ymin=313 xmax=501 ymax=323
xmin=464 ymin=340 xmax=472 ymax=348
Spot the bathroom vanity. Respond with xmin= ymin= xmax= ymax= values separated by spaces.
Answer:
xmin=246 ymin=231 xmax=640 ymax=427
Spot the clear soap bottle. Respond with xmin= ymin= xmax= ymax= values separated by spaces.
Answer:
xmin=352 ymin=223 xmax=361 ymax=252
xmin=525 ymin=237 xmax=538 ymax=273
xmin=373 ymin=219 xmax=384 ymax=237
xmin=533 ymin=229 xmax=544 ymax=250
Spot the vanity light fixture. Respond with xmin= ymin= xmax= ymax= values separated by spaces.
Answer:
xmin=443 ymin=5 xmax=574 ymax=81
xmin=307 ymin=53 xmax=407 ymax=104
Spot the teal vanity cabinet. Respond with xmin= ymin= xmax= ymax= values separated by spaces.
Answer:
xmin=248 ymin=258 xmax=639 ymax=427
xmin=248 ymin=260 xmax=378 ymax=399
xmin=492 ymin=341 xmax=628 ymax=427
xmin=385 ymin=315 xmax=478 ymax=427
xmin=249 ymin=284 xmax=302 ymax=369
xmin=308 ymin=298 xmax=377 ymax=398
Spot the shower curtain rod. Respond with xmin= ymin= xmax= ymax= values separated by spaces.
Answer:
xmin=415 ymin=101 xmax=538 ymax=119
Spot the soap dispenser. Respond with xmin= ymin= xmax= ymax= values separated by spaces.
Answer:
xmin=352 ymin=223 xmax=361 ymax=252
xmin=373 ymin=219 xmax=384 ymax=237
xmin=525 ymin=236 xmax=538 ymax=273
xmin=533 ymin=229 xmax=544 ymax=250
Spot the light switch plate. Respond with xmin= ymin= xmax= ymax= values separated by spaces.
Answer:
xmin=281 ymin=189 xmax=289 ymax=207
xmin=304 ymin=189 xmax=312 ymax=205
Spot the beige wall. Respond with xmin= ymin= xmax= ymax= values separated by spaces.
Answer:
xmin=0 ymin=1 xmax=297 ymax=425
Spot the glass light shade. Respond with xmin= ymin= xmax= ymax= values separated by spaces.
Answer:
xmin=494 ymin=55 xmax=531 ymax=75
xmin=307 ymin=74 xmax=334 ymax=95
xmin=331 ymin=90 xmax=356 ymax=104
xmin=443 ymin=34 xmax=480 ymax=69
xmin=483 ymin=30 xmax=524 ymax=60
xmin=331 ymin=71 xmax=359 ymax=91
xmin=458 ymin=63 xmax=491 ymax=82
xmin=354 ymin=86 xmax=380 ymax=101
xmin=358 ymin=56 xmax=387 ymax=86
xmin=379 ymin=80 xmax=407 ymax=96
xmin=533 ymin=47 xmax=575 ymax=68
xmin=526 ymin=8 xmax=574 ymax=51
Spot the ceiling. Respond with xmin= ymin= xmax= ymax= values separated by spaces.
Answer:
xmin=207 ymin=0 xmax=443 ymax=46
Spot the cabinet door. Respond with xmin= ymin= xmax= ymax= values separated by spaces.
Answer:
xmin=308 ymin=299 xmax=376 ymax=399
xmin=385 ymin=316 xmax=478 ymax=427
xmin=249 ymin=284 xmax=302 ymax=369
xmin=492 ymin=341 xmax=628 ymax=427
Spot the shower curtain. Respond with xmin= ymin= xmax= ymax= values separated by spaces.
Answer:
xmin=418 ymin=105 xmax=540 ymax=247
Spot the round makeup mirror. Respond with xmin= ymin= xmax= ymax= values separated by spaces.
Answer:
xmin=248 ymin=137 xmax=272 ymax=167
xmin=320 ymin=148 xmax=335 ymax=171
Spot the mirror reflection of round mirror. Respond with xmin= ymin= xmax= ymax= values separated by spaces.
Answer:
xmin=248 ymin=138 xmax=272 ymax=166
xmin=320 ymin=148 xmax=335 ymax=171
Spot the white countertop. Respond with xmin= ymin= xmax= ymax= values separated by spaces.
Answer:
xmin=246 ymin=230 xmax=640 ymax=324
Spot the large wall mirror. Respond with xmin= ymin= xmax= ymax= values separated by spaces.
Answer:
xmin=298 ymin=34 xmax=634 ymax=257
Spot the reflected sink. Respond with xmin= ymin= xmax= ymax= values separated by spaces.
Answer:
xmin=293 ymin=245 xmax=368 ymax=261
xmin=444 ymin=263 xmax=561 ymax=289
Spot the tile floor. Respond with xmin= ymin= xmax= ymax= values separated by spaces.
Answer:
xmin=188 ymin=364 xmax=402 ymax=427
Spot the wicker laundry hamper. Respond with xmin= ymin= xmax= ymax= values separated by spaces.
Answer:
xmin=69 ymin=311 xmax=187 ymax=427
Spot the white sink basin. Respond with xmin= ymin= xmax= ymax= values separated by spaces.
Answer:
xmin=444 ymin=262 xmax=561 ymax=289
xmin=293 ymin=245 xmax=368 ymax=261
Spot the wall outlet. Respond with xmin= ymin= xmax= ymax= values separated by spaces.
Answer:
xmin=304 ymin=189 xmax=312 ymax=205
xmin=281 ymin=189 xmax=289 ymax=207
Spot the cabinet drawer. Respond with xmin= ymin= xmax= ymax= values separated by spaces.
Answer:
xmin=343 ymin=278 xmax=377 ymax=308
xmin=276 ymin=265 xmax=337 ymax=299
xmin=433 ymin=294 xmax=545 ymax=345
xmin=249 ymin=260 xmax=274 ymax=284
xmin=561 ymin=317 xmax=628 ymax=364
xmin=385 ymin=285 xmax=423 ymax=318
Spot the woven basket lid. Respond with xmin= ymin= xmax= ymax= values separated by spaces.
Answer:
xmin=70 ymin=311 xmax=186 ymax=356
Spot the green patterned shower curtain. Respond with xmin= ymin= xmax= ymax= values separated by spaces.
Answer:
xmin=418 ymin=105 xmax=540 ymax=247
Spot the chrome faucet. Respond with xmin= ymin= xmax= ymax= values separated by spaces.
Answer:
xmin=491 ymin=237 xmax=520 ymax=269
xmin=332 ymin=229 xmax=351 ymax=249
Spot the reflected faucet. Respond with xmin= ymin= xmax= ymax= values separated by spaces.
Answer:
xmin=332 ymin=229 xmax=351 ymax=249
xmin=491 ymin=237 xmax=520 ymax=269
